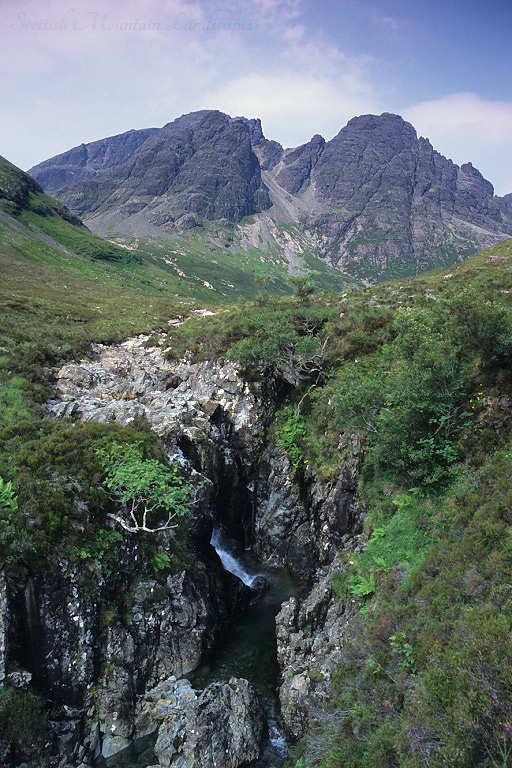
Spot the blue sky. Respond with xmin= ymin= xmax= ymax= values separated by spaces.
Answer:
xmin=1 ymin=0 xmax=511 ymax=194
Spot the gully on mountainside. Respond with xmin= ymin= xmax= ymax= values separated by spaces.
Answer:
xmin=1 ymin=332 xmax=365 ymax=768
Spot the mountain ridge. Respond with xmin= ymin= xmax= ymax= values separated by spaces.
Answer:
xmin=28 ymin=110 xmax=512 ymax=283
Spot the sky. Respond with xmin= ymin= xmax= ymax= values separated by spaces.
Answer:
xmin=1 ymin=0 xmax=512 ymax=195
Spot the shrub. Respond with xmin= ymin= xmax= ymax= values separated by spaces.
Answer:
xmin=0 ymin=687 xmax=48 ymax=752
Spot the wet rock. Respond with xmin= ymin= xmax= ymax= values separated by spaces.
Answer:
xmin=127 ymin=564 xmax=230 ymax=688
xmin=11 ymin=567 xmax=97 ymax=706
xmin=135 ymin=677 xmax=195 ymax=739
xmin=255 ymin=437 xmax=363 ymax=578
xmin=154 ymin=677 xmax=266 ymax=768
xmin=97 ymin=665 xmax=135 ymax=758
xmin=6 ymin=670 xmax=32 ymax=689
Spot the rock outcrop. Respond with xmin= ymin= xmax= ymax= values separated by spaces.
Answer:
xmin=255 ymin=435 xmax=363 ymax=578
xmin=47 ymin=331 xmax=259 ymax=442
xmin=0 ymin=572 xmax=7 ymax=686
xmin=92 ymin=561 xmax=234 ymax=762
xmin=0 ymin=331 xmax=372 ymax=767
xmin=31 ymin=111 xmax=271 ymax=229
xmin=276 ymin=554 xmax=361 ymax=739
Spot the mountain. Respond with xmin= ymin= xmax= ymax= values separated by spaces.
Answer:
xmin=31 ymin=111 xmax=271 ymax=231
xmin=29 ymin=111 xmax=512 ymax=283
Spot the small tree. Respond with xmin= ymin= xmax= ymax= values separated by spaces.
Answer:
xmin=289 ymin=275 xmax=316 ymax=303
xmin=97 ymin=442 xmax=192 ymax=534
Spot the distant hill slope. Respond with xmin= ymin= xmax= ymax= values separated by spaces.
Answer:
xmin=29 ymin=111 xmax=512 ymax=283
xmin=0 ymin=154 xmax=138 ymax=265
xmin=1 ymin=154 xmax=357 ymax=304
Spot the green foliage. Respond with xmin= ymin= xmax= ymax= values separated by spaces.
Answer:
xmin=23 ymin=199 xmax=139 ymax=264
xmin=313 ymin=352 xmax=390 ymax=436
xmin=297 ymin=445 xmax=512 ymax=768
xmin=229 ymin=304 xmax=331 ymax=383
xmin=0 ymin=419 xmax=160 ymax=574
xmin=389 ymin=632 xmax=416 ymax=674
xmin=164 ymin=298 xmax=334 ymax=387
xmin=313 ymin=305 xmax=467 ymax=486
xmin=97 ymin=441 xmax=191 ymax=533
xmin=275 ymin=406 xmax=309 ymax=474
xmin=331 ymin=570 xmax=349 ymax=601
xmin=350 ymin=571 xmax=375 ymax=599
xmin=151 ymin=551 xmax=172 ymax=572
xmin=289 ymin=275 xmax=316 ymax=303
xmin=70 ymin=528 xmax=123 ymax=567
xmin=0 ymin=476 xmax=17 ymax=511
xmin=0 ymin=686 xmax=48 ymax=751
xmin=450 ymin=288 xmax=512 ymax=367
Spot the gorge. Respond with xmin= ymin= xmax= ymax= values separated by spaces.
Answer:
xmin=0 ymin=327 xmax=363 ymax=767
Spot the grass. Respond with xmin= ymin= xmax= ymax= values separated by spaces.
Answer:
xmin=282 ymin=238 xmax=512 ymax=768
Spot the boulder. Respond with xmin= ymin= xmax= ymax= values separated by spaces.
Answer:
xmin=154 ymin=677 xmax=266 ymax=768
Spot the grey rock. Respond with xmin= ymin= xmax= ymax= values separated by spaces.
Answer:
xmin=29 ymin=110 xmax=512 ymax=282
xmin=6 ymin=670 xmax=32 ymax=689
xmin=0 ymin=571 xmax=7 ymax=685
xmin=19 ymin=569 xmax=97 ymax=705
xmin=154 ymin=677 xmax=265 ymax=768
xmin=255 ymin=437 xmax=363 ymax=578
xmin=40 ymin=111 xmax=272 ymax=227
xmin=276 ymin=554 xmax=361 ymax=739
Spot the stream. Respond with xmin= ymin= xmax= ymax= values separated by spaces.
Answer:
xmin=99 ymin=519 xmax=301 ymax=768
xmin=190 ymin=520 xmax=303 ymax=767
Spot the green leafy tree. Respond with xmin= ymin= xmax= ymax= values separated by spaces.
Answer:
xmin=449 ymin=289 xmax=512 ymax=367
xmin=96 ymin=442 xmax=193 ymax=534
xmin=229 ymin=306 xmax=330 ymax=385
xmin=375 ymin=307 xmax=464 ymax=484
xmin=314 ymin=307 xmax=465 ymax=485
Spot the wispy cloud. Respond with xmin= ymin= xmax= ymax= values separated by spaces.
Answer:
xmin=373 ymin=14 xmax=403 ymax=33
xmin=403 ymin=93 xmax=512 ymax=195
xmin=208 ymin=70 xmax=381 ymax=147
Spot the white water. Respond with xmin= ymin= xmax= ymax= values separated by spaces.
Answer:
xmin=210 ymin=523 xmax=258 ymax=587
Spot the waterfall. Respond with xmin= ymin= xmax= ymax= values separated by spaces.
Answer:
xmin=210 ymin=521 xmax=259 ymax=588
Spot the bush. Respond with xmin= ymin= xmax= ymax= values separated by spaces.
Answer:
xmin=0 ymin=687 xmax=48 ymax=752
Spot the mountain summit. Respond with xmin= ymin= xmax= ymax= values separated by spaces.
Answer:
xmin=29 ymin=110 xmax=512 ymax=282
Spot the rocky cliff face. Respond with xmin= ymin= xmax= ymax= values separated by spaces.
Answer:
xmin=269 ymin=113 xmax=512 ymax=278
xmin=275 ymin=555 xmax=362 ymax=739
xmin=28 ymin=111 xmax=512 ymax=282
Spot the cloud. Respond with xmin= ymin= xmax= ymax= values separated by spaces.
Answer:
xmin=1 ymin=0 xmax=386 ymax=171
xmin=373 ymin=14 xmax=403 ymax=33
xmin=403 ymin=93 xmax=512 ymax=195
xmin=207 ymin=71 xmax=381 ymax=148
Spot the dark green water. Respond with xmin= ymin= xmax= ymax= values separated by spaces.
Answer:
xmin=190 ymin=557 xmax=302 ymax=768
xmin=191 ymin=560 xmax=302 ymax=698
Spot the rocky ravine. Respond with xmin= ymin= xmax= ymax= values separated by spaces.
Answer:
xmin=1 ymin=333 xmax=365 ymax=767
